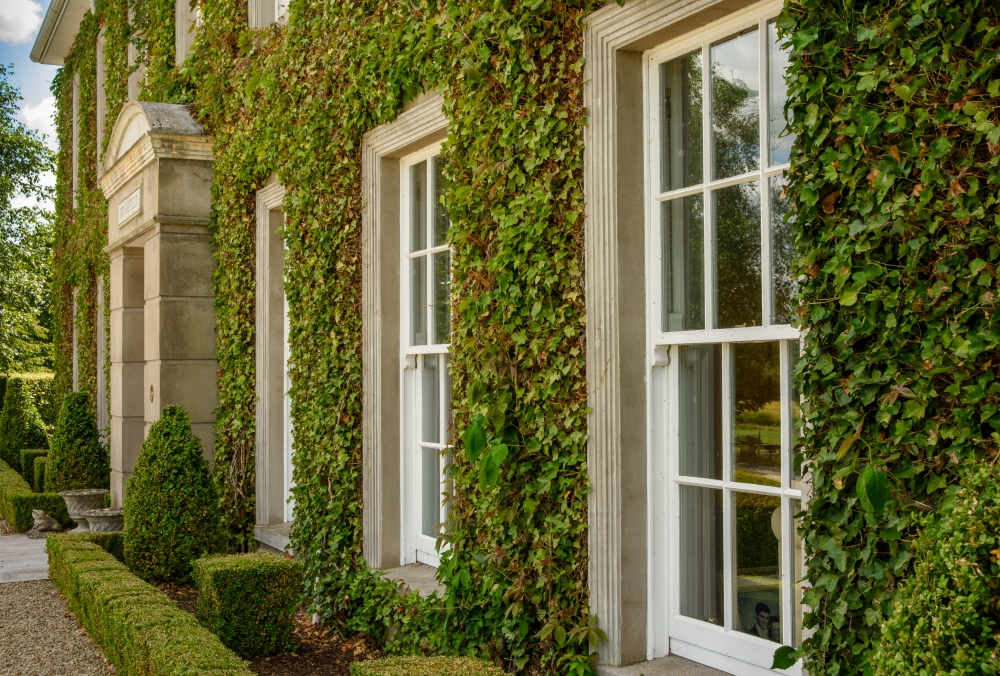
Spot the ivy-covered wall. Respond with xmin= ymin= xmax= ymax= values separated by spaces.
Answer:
xmin=50 ymin=0 xmax=1000 ymax=673
xmin=783 ymin=1 xmax=1000 ymax=674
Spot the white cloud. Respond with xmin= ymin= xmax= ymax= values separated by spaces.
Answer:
xmin=18 ymin=95 xmax=56 ymax=150
xmin=0 ymin=0 xmax=43 ymax=45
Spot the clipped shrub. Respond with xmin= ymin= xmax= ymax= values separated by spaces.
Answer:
xmin=0 ymin=375 xmax=7 ymax=412
xmin=350 ymin=657 xmax=506 ymax=676
xmin=0 ymin=458 xmax=72 ymax=532
xmin=47 ymin=533 xmax=253 ymax=676
xmin=0 ymin=377 xmax=48 ymax=472
xmin=33 ymin=457 xmax=46 ymax=495
xmin=124 ymin=405 xmax=224 ymax=583
xmin=46 ymin=391 xmax=109 ymax=492
xmin=873 ymin=463 xmax=1000 ymax=676
xmin=18 ymin=449 xmax=46 ymax=490
xmin=193 ymin=553 xmax=303 ymax=658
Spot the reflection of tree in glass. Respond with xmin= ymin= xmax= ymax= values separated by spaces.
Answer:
xmin=770 ymin=177 xmax=796 ymax=325
xmin=712 ymin=58 xmax=764 ymax=329
xmin=733 ymin=342 xmax=779 ymax=416
xmin=661 ymin=53 xmax=703 ymax=190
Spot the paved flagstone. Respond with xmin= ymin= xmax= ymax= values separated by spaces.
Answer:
xmin=0 ymin=534 xmax=49 ymax=583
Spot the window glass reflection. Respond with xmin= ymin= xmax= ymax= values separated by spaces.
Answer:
xmin=679 ymin=344 xmax=722 ymax=480
xmin=661 ymin=196 xmax=705 ymax=331
xmin=410 ymin=256 xmax=427 ymax=346
xmin=732 ymin=342 xmax=781 ymax=485
xmin=410 ymin=160 xmax=427 ymax=252
xmin=734 ymin=490 xmax=781 ymax=641
xmin=680 ymin=485 xmax=724 ymax=626
xmin=711 ymin=30 xmax=760 ymax=180
xmin=660 ymin=51 xmax=703 ymax=192
xmin=433 ymin=251 xmax=451 ymax=344
xmin=715 ymin=181 xmax=762 ymax=328
xmin=767 ymin=21 xmax=794 ymax=166
xmin=770 ymin=175 xmax=796 ymax=325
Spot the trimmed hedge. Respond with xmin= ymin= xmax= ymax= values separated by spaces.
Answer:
xmin=350 ymin=657 xmax=507 ymax=676
xmin=0 ymin=458 xmax=72 ymax=532
xmin=193 ymin=553 xmax=303 ymax=658
xmin=46 ymin=391 xmax=109 ymax=492
xmin=124 ymin=405 xmax=224 ymax=583
xmin=47 ymin=533 xmax=253 ymax=676
xmin=33 ymin=457 xmax=46 ymax=496
xmin=0 ymin=377 xmax=49 ymax=472
xmin=873 ymin=462 xmax=1000 ymax=675
xmin=19 ymin=449 xmax=46 ymax=489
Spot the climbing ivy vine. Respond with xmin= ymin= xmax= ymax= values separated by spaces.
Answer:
xmin=781 ymin=1 xmax=1000 ymax=674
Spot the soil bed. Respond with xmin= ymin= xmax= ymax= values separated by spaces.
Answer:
xmin=159 ymin=584 xmax=378 ymax=676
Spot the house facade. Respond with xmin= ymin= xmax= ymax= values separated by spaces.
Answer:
xmin=33 ymin=0 xmax=992 ymax=674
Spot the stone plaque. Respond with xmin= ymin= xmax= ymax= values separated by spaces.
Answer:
xmin=118 ymin=186 xmax=141 ymax=226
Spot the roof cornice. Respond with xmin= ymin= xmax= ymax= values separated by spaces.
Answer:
xmin=30 ymin=0 xmax=92 ymax=66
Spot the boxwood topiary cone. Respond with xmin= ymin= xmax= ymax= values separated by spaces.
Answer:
xmin=46 ymin=392 xmax=109 ymax=492
xmin=124 ymin=405 xmax=224 ymax=583
xmin=0 ymin=378 xmax=49 ymax=473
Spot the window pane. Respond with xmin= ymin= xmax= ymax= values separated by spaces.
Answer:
xmin=733 ymin=490 xmax=781 ymax=641
xmin=660 ymin=51 xmax=703 ymax=192
xmin=715 ymin=180 xmax=761 ymax=328
xmin=410 ymin=160 xmax=427 ymax=252
xmin=788 ymin=340 xmax=803 ymax=491
xmin=790 ymin=498 xmax=805 ymax=647
xmin=433 ymin=250 xmax=451 ymax=345
xmin=422 ymin=354 xmax=440 ymax=443
xmin=767 ymin=21 xmax=794 ymax=166
xmin=678 ymin=344 xmax=722 ymax=480
xmin=770 ymin=175 xmax=796 ymax=325
xmin=410 ymin=256 xmax=427 ymax=345
xmin=733 ymin=342 xmax=781 ymax=486
xmin=679 ymin=484 xmax=724 ymax=625
xmin=421 ymin=446 xmax=441 ymax=537
xmin=432 ymin=156 xmax=449 ymax=247
xmin=711 ymin=29 xmax=760 ymax=180
xmin=661 ymin=195 xmax=705 ymax=332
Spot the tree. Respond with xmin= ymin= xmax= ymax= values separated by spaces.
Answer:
xmin=0 ymin=63 xmax=54 ymax=374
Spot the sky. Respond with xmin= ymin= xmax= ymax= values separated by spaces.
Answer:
xmin=0 ymin=0 xmax=59 ymax=208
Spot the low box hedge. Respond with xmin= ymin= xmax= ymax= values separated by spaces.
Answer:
xmin=19 ymin=449 xmax=47 ymax=489
xmin=193 ymin=553 xmax=303 ymax=658
xmin=350 ymin=657 xmax=507 ymax=676
xmin=33 ymin=457 xmax=46 ymax=496
xmin=0 ymin=458 xmax=72 ymax=532
xmin=47 ymin=533 xmax=253 ymax=676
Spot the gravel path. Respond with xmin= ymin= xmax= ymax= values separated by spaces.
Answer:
xmin=0 ymin=580 xmax=113 ymax=675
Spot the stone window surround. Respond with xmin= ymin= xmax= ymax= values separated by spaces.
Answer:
xmin=175 ymin=0 xmax=199 ymax=66
xmin=248 ymin=0 xmax=287 ymax=29
xmin=254 ymin=176 xmax=292 ymax=553
xmin=360 ymin=93 xmax=447 ymax=579
xmin=583 ymin=0 xmax=763 ymax=668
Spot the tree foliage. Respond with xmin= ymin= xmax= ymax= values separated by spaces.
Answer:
xmin=0 ymin=64 xmax=54 ymax=374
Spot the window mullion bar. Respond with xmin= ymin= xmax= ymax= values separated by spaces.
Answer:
xmin=782 ymin=494 xmax=793 ymax=646
xmin=702 ymin=42 xmax=715 ymax=331
xmin=722 ymin=342 xmax=734 ymax=631
xmin=759 ymin=18 xmax=772 ymax=330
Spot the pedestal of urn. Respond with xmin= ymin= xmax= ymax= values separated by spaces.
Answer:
xmin=59 ymin=489 xmax=110 ymax=533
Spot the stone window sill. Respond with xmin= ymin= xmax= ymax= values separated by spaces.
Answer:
xmin=255 ymin=522 xmax=293 ymax=555
xmin=380 ymin=562 xmax=443 ymax=598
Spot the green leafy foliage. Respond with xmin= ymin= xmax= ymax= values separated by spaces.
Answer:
xmin=349 ymin=656 xmax=507 ymax=676
xmin=193 ymin=553 xmax=303 ymax=658
xmin=0 ymin=458 xmax=72 ymax=532
xmin=0 ymin=376 xmax=49 ymax=471
xmin=0 ymin=65 xmax=55 ymax=374
xmin=33 ymin=456 xmax=46 ymax=495
xmin=46 ymin=391 xmax=109 ymax=492
xmin=123 ymin=405 xmax=224 ymax=583
xmin=872 ymin=462 xmax=1000 ymax=675
xmin=780 ymin=1 xmax=1000 ymax=672
xmin=47 ymin=533 xmax=253 ymax=676
xmin=18 ymin=449 xmax=46 ymax=489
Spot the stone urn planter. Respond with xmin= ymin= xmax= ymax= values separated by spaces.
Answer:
xmin=83 ymin=507 xmax=124 ymax=532
xmin=59 ymin=489 xmax=109 ymax=533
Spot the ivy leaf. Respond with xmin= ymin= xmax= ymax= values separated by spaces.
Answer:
xmin=468 ymin=381 xmax=486 ymax=407
xmin=479 ymin=456 xmax=499 ymax=491
xmin=491 ymin=443 xmax=508 ymax=466
xmin=243 ymin=73 xmax=261 ymax=98
xmin=771 ymin=645 xmax=799 ymax=670
xmin=857 ymin=467 xmax=890 ymax=518
xmin=553 ymin=625 xmax=566 ymax=646
xmin=464 ymin=422 xmax=487 ymax=463
xmin=489 ymin=404 xmax=505 ymax=431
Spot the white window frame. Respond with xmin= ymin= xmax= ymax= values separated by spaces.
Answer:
xmin=399 ymin=143 xmax=451 ymax=568
xmin=643 ymin=3 xmax=807 ymax=673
